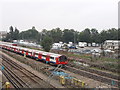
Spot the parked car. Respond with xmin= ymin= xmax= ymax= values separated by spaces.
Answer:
xmin=91 ymin=49 xmax=102 ymax=53
xmin=81 ymin=49 xmax=91 ymax=54
xmin=69 ymin=46 xmax=77 ymax=49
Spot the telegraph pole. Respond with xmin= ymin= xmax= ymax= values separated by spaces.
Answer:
xmin=74 ymin=31 xmax=76 ymax=46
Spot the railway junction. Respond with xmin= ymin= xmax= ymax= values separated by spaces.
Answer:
xmin=0 ymin=42 xmax=119 ymax=89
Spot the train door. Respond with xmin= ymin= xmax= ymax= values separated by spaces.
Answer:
xmin=14 ymin=48 xmax=16 ymax=52
xmin=30 ymin=52 xmax=32 ymax=57
xmin=38 ymin=53 xmax=42 ymax=59
xmin=26 ymin=51 xmax=28 ymax=55
xmin=56 ymin=57 xmax=59 ymax=64
xmin=22 ymin=50 xmax=24 ymax=54
xmin=17 ymin=49 xmax=20 ymax=53
xmin=46 ymin=55 xmax=50 ymax=62
xmin=33 ymin=52 xmax=35 ymax=57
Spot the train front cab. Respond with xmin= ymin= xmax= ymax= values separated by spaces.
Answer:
xmin=56 ymin=55 xmax=68 ymax=65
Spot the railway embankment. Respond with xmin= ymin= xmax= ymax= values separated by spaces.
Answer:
xmin=1 ymin=50 xmax=66 ymax=88
xmin=1 ymin=49 xmax=118 ymax=88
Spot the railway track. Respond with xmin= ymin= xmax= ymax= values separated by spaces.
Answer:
xmin=2 ymin=55 xmax=56 ymax=89
xmin=2 ymin=68 xmax=29 ymax=89
xmin=68 ymin=63 xmax=119 ymax=80
xmin=65 ymin=65 xmax=119 ymax=88
xmin=68 ymin=57 xmax=119 ymax=73
xmin=2 ymin=49 xmax=120 ymax=88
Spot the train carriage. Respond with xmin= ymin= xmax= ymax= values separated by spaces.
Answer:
xmin=0 ymin=41 xmax=68 ymax=65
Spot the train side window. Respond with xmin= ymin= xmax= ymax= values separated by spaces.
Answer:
xmin=50 ymin=57 xmax=54 ymax=59
xmin=42 ymin=55 xmax=46 ymax=57
xmin=35 ymin=53 xmax=39 ymax=55
xmin=28 ymin=51 xmax=32 ymax=54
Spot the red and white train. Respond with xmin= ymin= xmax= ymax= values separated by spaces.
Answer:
xmin=0 ymin=42 xmax=68 ymax=65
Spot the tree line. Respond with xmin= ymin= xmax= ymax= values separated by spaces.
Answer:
xmin=3 ymin=26 xmax=119 ymax=44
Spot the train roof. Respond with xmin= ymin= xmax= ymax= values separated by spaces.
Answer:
xmin=1 ymin=42 xmax=64 ymax=57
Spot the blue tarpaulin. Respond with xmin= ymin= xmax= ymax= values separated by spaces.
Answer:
xmin=64 ymin=76 xmax=74 ymax=79
xmin=52 ymin=71 xmax=74 ymax=79
xmin=53 ymin=71 xmax=68 ymax=76
xmin=1 ymin=66 xmax=4 ymax=70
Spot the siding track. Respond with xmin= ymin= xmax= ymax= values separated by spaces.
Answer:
xmin=2 ymin=55 xmax=56 ymax=89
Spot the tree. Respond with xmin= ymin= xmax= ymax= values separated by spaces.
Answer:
xmin=13 ymin=27 xmax=19 ymax=40
xmin=107 ymin=28 xmax=118 ymax=40
xmin=49 ymin=28 xmax=63 ymax=43
xmin=78 ymin=28 xmax=91 ymax=44
xmin=3 ymin=26 xmax=20 ymax=42
xmin=9 ymin=26 xmax=14 ymax=33
xmin=118 ymin=28 xmax=120 ymax=40
xmin=3 ymin=26 xmax=118 ymax=44
xmin=19 ymin=27 xmax=39 ymax=42
xmin=91 ymin=28 xmax=100 ymax=43
xmin=39 ymin=29 xmax=48 ymax=43
xmin=41 ymin=36 xmax=53 ymax=52
xmin=2 ymin=33 xmax=10 ymax=42
xmin=62 ymin=29 xmax=75 ymax=43
xmin=9 ymin=26 xmax=14 ymax=41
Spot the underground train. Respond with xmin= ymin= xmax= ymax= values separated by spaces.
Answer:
xmin=0 ymin=42 xmax=68 ymax=65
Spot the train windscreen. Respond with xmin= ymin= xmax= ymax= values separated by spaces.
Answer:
xmin=59 ymin=55 xmax=67 ymax=62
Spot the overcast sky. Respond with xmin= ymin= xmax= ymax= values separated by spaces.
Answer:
xmin=0 ymin=0 xmax=119 ymax=32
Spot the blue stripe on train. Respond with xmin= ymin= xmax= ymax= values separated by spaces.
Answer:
xmin=49 ymin=61 xmax=56 ymax=64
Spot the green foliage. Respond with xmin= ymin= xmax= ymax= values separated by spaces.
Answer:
xmin=79 ymin=28 xmax=91 ymax=43
xmin=49 ymin=28 xmax=63 ymax=43
xmin=3 ymin=26 xmax=19 ymax=42
xmin=90 ymin=28 xmax=99 ymax=43
xmin=13 ymin=27 xmax=19 ymax=40
xmin=78 ymin=28 xmax=119 ymax=44
xmin=41 ymin=36 xmax=53 ymax=52
xmin=42 ymin=28 xmax=63 ymax=43
xmin=118 ymin=28 xmax=120 ymax=40
xmin=103 ymin=62 xmax=118 ymax=70
xmin=63 ymin=29 xmax=75 ymax=43
xmin=3 ymin=26 xmax=119 ymax=45
xmin=2 ymin=33 xmax=10 ymax=42
xmin=100 ymin=28 xmax=118 ymax=43
xmin=19 ymin=26 xmax=39 ymax=42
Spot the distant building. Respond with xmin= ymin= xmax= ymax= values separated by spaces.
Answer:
xmin=88 ymin=43 xmax=91 ymax=47
xmin=92 ymin=43 xmax=96 ymax=47
xmin=91 ymin=43 xmax=100 ymax=47
xmin=103 ymin=40 xmax=120 ymax=50
xmin=52 ymin=43 xmax=62 ymax=49
xmin=78 ymin=42 xmax=87 ymax=47
xmin=68 ymin=42 xmax=73 ymax=47
xmin=0 ymin=31 xmax=7 ymax=40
